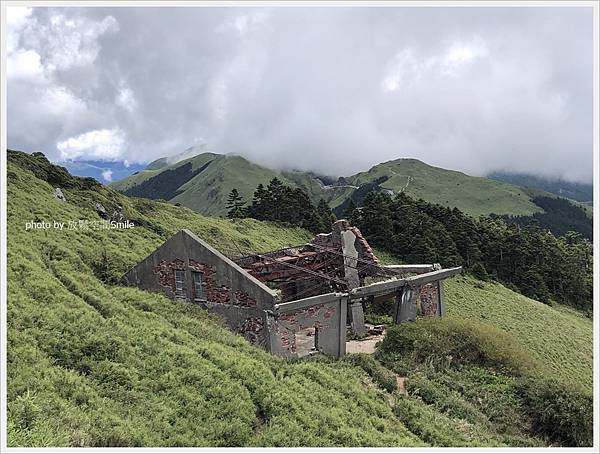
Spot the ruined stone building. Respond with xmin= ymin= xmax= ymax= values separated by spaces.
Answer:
xmin=122 ymin=220 xmax=461 ymax=358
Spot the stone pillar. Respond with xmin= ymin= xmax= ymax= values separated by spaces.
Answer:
xmin=338 ymin=296 xmax=347 ymax=357
xmin=394 ymin=285 xmax=417 ymax=323
xmin=349 ymin=300 xmax=367 ymax=337
xmin=340 ymin=226 xmax=367 ymax=336
xmin=341 ymin=229 xmax=360 ymax=289
xmin=437 ymin=280 xmax=446 ymax=316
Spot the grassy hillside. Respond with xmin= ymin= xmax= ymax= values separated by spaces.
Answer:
xmin=488 ymin=171 xmax=593 ymax=204
xmin=445 ymin=276 xmax=593 ymax=391
xmin=112 ymin=152 xmax=556 ymax=218
xmin=372 ymin=258 xmax=593 ymax=393
xmin=7 ymin=151 xmax=593 ymax=447
xmin=111 ymin=153 xmax=302 ymax=216
xmin=8 ymin=151 xmax=426 ymax=447
xmin=346 ymin=159 xmax=543 ymax=217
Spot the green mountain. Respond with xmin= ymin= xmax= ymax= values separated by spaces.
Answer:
xmin=111 ymin=153 xmax=299 ymax=216
xmin=112 ymin=153 xmax=552 ymax=218
xmin=488 ymin=171 xmax=593 ymax=204
xmin=339 ymin=159 xmax=544 ymax=217
xmin=7 ymin=150 xmax=592 ymax=447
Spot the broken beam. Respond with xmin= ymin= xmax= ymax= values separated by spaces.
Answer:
xmin=349 ymin=267 xmax=462 ymax=299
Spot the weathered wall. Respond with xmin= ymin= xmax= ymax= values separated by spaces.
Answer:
xmin=394 ymin=281 xmax=445 ymax=323
xmin=416 ymin=282 xmax=441 ymax=317
xmin=268 ymin=293 xmax=347 ymax=358
xmin=122 ymin=229 xmax=278 ymax=348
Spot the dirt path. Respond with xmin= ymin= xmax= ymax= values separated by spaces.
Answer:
xmin=345 ymin=333 xmax=385 ymax=354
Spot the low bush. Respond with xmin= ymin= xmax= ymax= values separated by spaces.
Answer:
xmin=514 ymin=377 xmax=593 ymax=447
xmin=377 ymin=317 xmax=540 ymax=377
xmin=404 ymin=373 xmax=490 ymax=427
xmin=393 ymin=395 xmax=505 ymax=447
xmin=344 ymin=354 xmax=397 ymax=393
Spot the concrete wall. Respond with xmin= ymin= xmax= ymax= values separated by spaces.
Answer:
xmin=122 ymin=229 xmax=460 ymax=358
xmin=268 ymin=293 xmax=347 ymax=358
xmin=122 ymin=229 xmax=278 ymax=348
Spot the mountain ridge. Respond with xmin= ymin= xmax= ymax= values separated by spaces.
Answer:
xmin=111 ymin=151 xmax=555 ymax=218
xmin=488 ymin=171 xmax=594 ymax=204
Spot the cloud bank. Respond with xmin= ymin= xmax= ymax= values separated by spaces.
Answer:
xmin=6 ymin=6 xmax=594 ymax=182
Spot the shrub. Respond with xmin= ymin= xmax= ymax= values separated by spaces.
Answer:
xmin=7 ymin=150 xmax=100 ymax=190
xmin=404 ymin=373 xmax=490 ymax=427
xmin=514 ymin=377 xmax=593 ymax=447
xmin=344 ymin=354 xmax=397 ymax=393
xmin=377 ymin=318 xmax=540 ymax=377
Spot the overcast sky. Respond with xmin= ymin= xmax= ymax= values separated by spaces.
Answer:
xmin=6 ymin=6 xmax=594 ymax=182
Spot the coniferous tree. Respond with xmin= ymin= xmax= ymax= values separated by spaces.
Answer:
xmin=226 ymin=188 xmax=246 ymax=219
xmin=247 ymin=184 xmax=268 ymax=219
xmin=246 ymin=178 xmax=326 ymax=233
xmin=352 ymin=189 xmax=592 ymax=313
xmin=316 ymin=199 xmax=335 ymax=232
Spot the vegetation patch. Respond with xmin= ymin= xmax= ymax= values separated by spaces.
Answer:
xmin=445 ymin=275 xmax=593 ymax=390
xmin=343 ymin=354 xmax=397 ymax=393
xmin=376 ymin=317 xmax=593 ymax=447
xmin=6 ymin=150 xmax=594 ymax=448
xmin=378 ymin=318 xmax=540 ymax=377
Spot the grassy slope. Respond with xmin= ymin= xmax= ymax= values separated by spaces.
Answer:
xmin=111 ymin=153 xmax=300 ymax=216
xmin=348 ymin=159 xmax=543 ymax=217
xmin=372 ymin=255 xmax=593 ymax=392
xmin=112 ymin=153 xmax=550 ymax=218
xmin=7 ymin=154 xmax=424 ymax=447
xmin=8 ymin=152 xmax=593 ymax=447
xmin=445 ymin=275 xmax=593 ymax=391
xmin=106 ymin=168 xmax=162 ymax=191
xmin=173 ymin=154 xmax=299 ymax=216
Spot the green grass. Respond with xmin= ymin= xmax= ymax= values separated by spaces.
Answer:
xmin=7 ymin=151 xmax=594 ymax=447
xmin=377 ymin=318 xmax=593 ymax=447
xmin=371 ymin=251 xmax=593 ymax=393
xmin=348 ymin=158 xmax=544 ymax=217
xmin=445 ymin=275 xmax=593 ymax=391
xmin=111 ymin=153 xmax=301 ymax=216
xmin=112 ymin=152 xmax=553 ymax=218
xmin=7 ymin=152 xmax=425 ymax=447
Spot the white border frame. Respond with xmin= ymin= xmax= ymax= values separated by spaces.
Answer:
xmin=1 ymin=1 xmax=598 ymax=453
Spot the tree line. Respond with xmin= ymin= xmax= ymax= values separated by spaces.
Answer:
xmin=501 ymin=196 xmax=593 ymax=240
xmin=226 ymin=178 xmax=335 ymax=233
xmin=226 ymin=183 xmax=592 ymax=313
xmin=348 ymin=191 xmax=592 ymax=313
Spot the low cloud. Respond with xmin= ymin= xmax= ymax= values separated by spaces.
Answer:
xmin=57 ymin=129 xmax=125 ymax=161
xmin=6 ymin=6 xmax=594 ymax=182
xmin=101 ymin=169 xmax=113 ymax=182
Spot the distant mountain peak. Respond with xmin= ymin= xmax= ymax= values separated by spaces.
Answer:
xmin=145 ymin=144 xmax=219 ymax=171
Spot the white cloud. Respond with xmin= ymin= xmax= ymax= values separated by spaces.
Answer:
xmin=116 ymin=87 xmax=137 ymax=113
xmin=39 ymin=13 xmax=119 ymax=72
xmin=7 ymin=7 xmax=35 ymax=63
xmin=6 ymin=8 xmax=593 ymax=182
xmin=40 ymin=85 xmax=87 ymax=116
xmin=8 ymin=9 xmax=119 ymax=82
xmin=7 ymin=8 xmax=123 ymax=163
xmin=382 ymin=48 xmax=422 ymax=93
xmin=101 ymin=169 xmax=113 ymax=182
xmin=442 ymin=38 xmax=488 ymax=75
xmin=382 ymin=38 xmax=489 ymax=93
xmin=7 ymin=6 xmax=32 ymax=27
xmin=220 ymin=11 xmax=269 ymax=36
xmin=57 ymin=129 xmax=126 ymax=161
xmin=7 ymin=49 xmax=44 ymax=80
xmin=7 ymin=7 xmax=33 ymax=50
